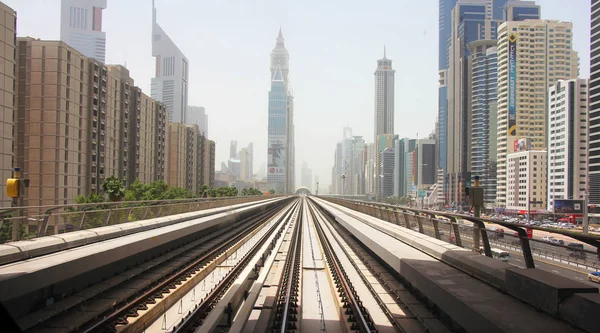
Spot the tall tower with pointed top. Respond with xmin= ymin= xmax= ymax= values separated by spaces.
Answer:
xmin=374 ymin=47 xmax=395 ymax=138
xmin=267 ymin=29 xmax=295 ymax=194
xmin=151 ymin=0 xmax=189 ymax=124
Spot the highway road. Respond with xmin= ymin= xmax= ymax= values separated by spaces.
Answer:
xmin=414 ymin=223 xmax=600 ymax=287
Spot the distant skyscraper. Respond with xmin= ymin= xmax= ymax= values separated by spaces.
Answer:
xmin=379 ymin=148 xmax=395 ymax=197
xmin=247 ymin=142 xmax=254 ymax=179
xmin=496 ymin=20 xmax=578 ymax=207
xmin=151 ymin=0 xmax=189 ymax=123
xmin=267 ymin=29 xmax=295 ymax=194
xmin=230 ymin=141 xmax=238 ymax=159
xmin=301 ymin=162 xmax=312 ymax=191
xmin=187 ymin=106 xmax=208 ymax=137
xmin=60 ymin=0 xmax=107 ymax=62
xmin=590 ymin=0 xmax=600 ymax=204
xmin=374 ymin=47 xmax=395 ymax=138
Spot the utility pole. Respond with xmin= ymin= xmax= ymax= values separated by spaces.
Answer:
xmin=316 ymin=181 xmax=319 ymax=196
xmin=341 ymin=174 xmax=346 ymax=198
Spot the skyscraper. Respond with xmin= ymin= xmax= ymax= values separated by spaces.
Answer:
xmin=301 ymin=162 xmax=312 ymax=191
xmin=151 ymin=0 xmax=189 ymax=124
xmin=445 ymin=0 xmax=540 ymax=209
xmin=446 ymin=0 xmax=504 ymax=210
xmin=230 ymin=141 xmax=238 ymax=159
xmin=590 ymin=0 xmax=600 ymax=204
xmin=547 ymin=79 xmax=589 ymax=210
xmin=496 ymin=20 xmax=579 ymax=207
xmin=267 ymin=29 xmax=295 ymax=194
xmin=374 ymin=47 xmax=395 ymax=137
xmin=437 ymin=0 xmax=458 ymax=198
xmin=60 ymin=0 xmax=107 ymax=62
xmin=468 ymin=40 xmax=498 ymax=206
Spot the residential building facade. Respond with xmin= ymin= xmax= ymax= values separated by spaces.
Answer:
xmin=506 ymin=150 xmax=547 ymax=211
xmin=590 ymin=0 xmax=600 ymax=204
xmin=547 ymin=79 xmax=589 ymax=210
xmin=496 ymin=20 xmax=579 ymax=207
xmin=0 ymin=2 xmax=15 ymax=207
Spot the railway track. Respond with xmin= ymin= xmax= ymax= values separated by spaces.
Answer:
xmin=19 ymin=197 xmax=456 ymax=333
xmin=20 ymin=199 xmax=292 ymax=333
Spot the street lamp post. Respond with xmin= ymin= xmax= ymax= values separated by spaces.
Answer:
xmin=341 ymin=174 xmax=346 ymax=198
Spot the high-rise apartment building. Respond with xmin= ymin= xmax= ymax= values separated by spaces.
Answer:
xmin=547 ymin=79 xmax=588 ymax=210
xmin=16 ymin=39 xmax=91 ymax=207
xmin=267 ymin=29 xmax=295 ymax=194
xmin=15 ymin=38 xmax=169 ymax=210
xmin=0 ymin=2 xmax=15 ymax=208
xmin=468 ymin=40 xmax=498 ymax=205
xmin=129 ymin=87 xmax=167 ymax=184
xmin=166 ymin=123 xmax=213 ymax=192
xmin=151 ymin=1 xmax=189 ymax=123
xmin=506 ymin=150 xmax=547 ymax=211
xmin=247 ymin=142 xmax=253 ymax=179
xmin=496 ymin=20 xmax=579 ymax=207
xmin=590 ymin=0 xmax=600 ymax=204
xmin=60 ymin=0 xmax=106 ymax=62
xmin=379 ymin=147 xmax=395 ymax=197
xmin=393 ymin=138 xmax=413 ymax=198
xmin=504 ymin=1 xmax=541 ymax=21
xmin=187 ymin=106 xmax=208 ymax=137
xmin=363 ymin=143 xmax=376 ymax=196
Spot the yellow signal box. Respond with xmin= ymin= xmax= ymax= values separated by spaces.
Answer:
xmin=6 ymin=178 xmax=19 ymax=198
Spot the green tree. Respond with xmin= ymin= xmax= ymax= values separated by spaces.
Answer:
xmin=102 ymin=176 xmax=126 ymax=202
xmin=269 ymin=189 xmax=275 ymax=195
xmin=0 ymin=215 xmax=29 ymax=243
xmin=199 ymin=185 xmax=211 ymax=198
xmin=241 ymin=188 xmax=249 ymax=196
xmin=162 ymin=186 xmax=194 ymax=199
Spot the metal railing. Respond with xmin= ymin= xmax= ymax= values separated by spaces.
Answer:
xmin=0 ymin=196 xmax=275 ymax=243
xmin=322 ymin=197 xmax=600 ymax=271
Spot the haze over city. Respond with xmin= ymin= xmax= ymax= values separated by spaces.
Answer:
xmin=5 ymin=0 xmax=591 ymax=192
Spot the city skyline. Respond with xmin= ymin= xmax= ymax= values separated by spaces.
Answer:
xmin=5 ymin=0 xmax=591 ymax=192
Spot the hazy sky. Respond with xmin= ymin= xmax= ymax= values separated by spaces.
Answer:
xmin=7 ymin=0 xmax=590 ymax=192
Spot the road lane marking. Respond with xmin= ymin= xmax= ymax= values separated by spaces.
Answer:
xmin=552 ymin=270 xmax=560 ymax=274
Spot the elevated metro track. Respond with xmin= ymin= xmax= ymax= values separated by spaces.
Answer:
xmin=0 ymin=196 xmax=596 ymax=333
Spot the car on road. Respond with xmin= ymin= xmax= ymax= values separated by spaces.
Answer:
xmin=588 ymin=271 xmax=600 ymax=283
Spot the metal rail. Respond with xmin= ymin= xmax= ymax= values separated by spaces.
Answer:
xmin=80 ymin=202 xmax=288 ymax=333
xmin=275 ymin=204 xmax=302 ymax=333
xmin=172 ymin=201 xmax=301 ymax=333
xmin=308 ymin=201 xmax=373 ymax=333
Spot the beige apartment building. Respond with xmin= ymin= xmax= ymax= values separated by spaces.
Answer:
xmin=0 ymin=3 xmax=15 ymax=208
xmin=15 ymin=38 xmax=169 ymax=208
xmin=16 ymin=38 xmax=91 ymax=207
xmin=506 ymin=150 xmax=547 ymax=211
xmin=496 ymin=20 xmax=579 ymax=207
xmin=167 ymin=123 xmax=215 ymax=192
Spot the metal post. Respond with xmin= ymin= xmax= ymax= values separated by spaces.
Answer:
xmin=11 ymin=168 xmax=22 ymax=241
xmin=473 ymin=177 xmax=481 ymax=250
xmin=583 ymin=191 xmax=589 ymax=235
